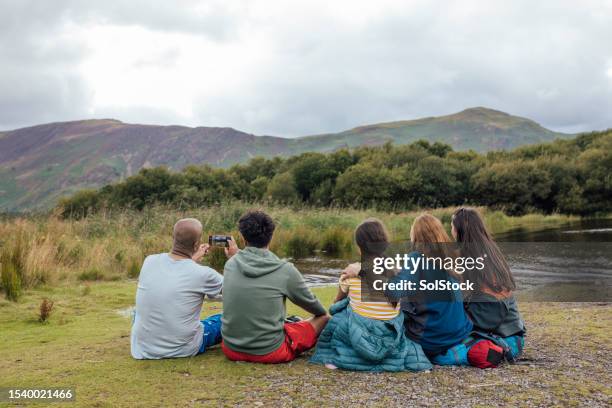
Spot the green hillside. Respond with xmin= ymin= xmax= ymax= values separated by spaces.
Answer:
xmin=299 ymin=107 xmax=566 ymax=151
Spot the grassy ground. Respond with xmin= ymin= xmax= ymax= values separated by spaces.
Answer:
xmin=0 ymin=282 xmax=610 ymax=407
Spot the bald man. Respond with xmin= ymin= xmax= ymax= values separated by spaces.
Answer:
xmin=130 ymin=218 xmax=238 ymax=359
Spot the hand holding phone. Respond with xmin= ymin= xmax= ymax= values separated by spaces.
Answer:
xmin=225 ymin=236 xmax=239 ymax=259
xmin=192 ymin=244 xmax=210 ymax=262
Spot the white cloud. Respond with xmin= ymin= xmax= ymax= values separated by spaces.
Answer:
xmin=0 ymin=0 xmax=611 ymax=134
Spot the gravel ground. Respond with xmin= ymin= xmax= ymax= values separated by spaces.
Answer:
xmin=228 ymin=302 xmax=611 ymax=407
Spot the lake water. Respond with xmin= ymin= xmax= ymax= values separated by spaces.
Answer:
xmin=295 ymin=218 xmax=612 ymax=301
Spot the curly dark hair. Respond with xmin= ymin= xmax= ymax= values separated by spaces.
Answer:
xmin=238 ymin=210 xmax=276 ymax=248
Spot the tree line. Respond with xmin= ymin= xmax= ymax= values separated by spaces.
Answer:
xmin=59 ymin=129 xmax=612 ymax=217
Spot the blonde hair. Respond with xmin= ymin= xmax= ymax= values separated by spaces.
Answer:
xmin=410 ymin=213 xmax=459 ymax=277
xmin=410 ymin=214 xmax=451 ymax=245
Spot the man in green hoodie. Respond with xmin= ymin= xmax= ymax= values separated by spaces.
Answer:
xmin=221 ymin=210 xmax=329 ymax=363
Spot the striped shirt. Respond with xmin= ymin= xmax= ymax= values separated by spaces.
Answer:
xmin=342 ymin=277 xmax=400 ymax=320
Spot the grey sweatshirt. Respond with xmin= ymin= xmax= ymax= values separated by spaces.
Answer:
xmin=221 ymin=246 xmax=326 ymax=355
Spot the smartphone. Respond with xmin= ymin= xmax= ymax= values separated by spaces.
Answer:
xmin=209 ymin=235 xmax=230 ymax=247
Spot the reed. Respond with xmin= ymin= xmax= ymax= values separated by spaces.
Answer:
xmin=0 ymin=203 xmax=583 ymax=294
xmin=205 ymin=246 xmax=229 ymax=272
xmin=282 ymin=227 xmax=319 ymax=259
xmin=1 ymin=257 xmax=21 ymax=301
xmin=320 ymin=226 xmax=354 ymax=257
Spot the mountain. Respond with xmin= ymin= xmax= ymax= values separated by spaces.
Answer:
xmin=305 ymin=107 xmax=568 ymax=152
xmin=0 ymin=107 xmax=572 ymax=211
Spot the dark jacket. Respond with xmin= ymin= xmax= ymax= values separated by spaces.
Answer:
xmin=465 ymin=293 xmax=526 ymax=337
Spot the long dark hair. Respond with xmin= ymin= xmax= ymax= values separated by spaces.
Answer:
xmin=452 ymin=208 xmax=516 ymax=293
xmin=355 ymin=218 xmax=396 ymax=305
xmin=356 ymin=218 xmax=389 ymax=258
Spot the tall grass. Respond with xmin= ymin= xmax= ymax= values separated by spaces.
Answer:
xmin=320 ymin=226 xmax=354 ymax=257
xmin=281 ymin=227 xmax=319 ymax=258
xmin=206 ymin=247 xmax=229 ymax=272
xmin=0 ymin=203 xmax=583 ymax=294
xmin=1 ymin=257 xmax=21 ymax=301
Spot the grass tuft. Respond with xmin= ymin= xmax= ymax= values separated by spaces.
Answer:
xmin=127 ymin=259 xmax=141 ymax=279
xmin=320 ymin=226 xmax=354 ymax=257
xmin=1 ymin=256 xmax=22 ymax=301
xmin=38 ymin=297 xmax=54 ymax=323
xmin=283 ymin=227 xmax=319 ymax=258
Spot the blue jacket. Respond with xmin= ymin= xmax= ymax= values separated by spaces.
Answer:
xmin=389 ymin=251 xmax=473 ymax=356
xmin=310 ymin=298 xmax=432 ymax=372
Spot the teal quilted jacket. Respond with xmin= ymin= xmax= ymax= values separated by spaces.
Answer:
xmin=310 ymin=298 xmax=432 ymax=372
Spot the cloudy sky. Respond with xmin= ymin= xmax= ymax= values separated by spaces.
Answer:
xmin=1 ymin=0 xmax=611 ymax=135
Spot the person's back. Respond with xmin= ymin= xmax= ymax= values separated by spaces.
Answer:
xmin=394 ymin=251 xmax=473 ymax=356
xmin=130 ymin=218 xmax=234 ymax=360
xmin=451 ymin=207 xmax=526 ymax=362
xmin=310 ymin=218 xmax=432 ymax=372
xmin=221 ymin=210 xmax=328 ymax=363
xmin=465 ymin=289 xmax=525 ymax=337
xmin=395 ymin=214 xmax=473 ymax=358
xmin=131 ymin=253 xmax=223 ymax=359
xmin=222 ymin=247 xmax=324 ymax=354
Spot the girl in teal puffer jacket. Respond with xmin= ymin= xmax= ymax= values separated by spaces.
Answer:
xmin=310 ymin=219 xmax=432 ymax=372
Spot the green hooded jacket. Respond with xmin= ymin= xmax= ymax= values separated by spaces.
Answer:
xmin=221 ymin=246 xmax=327 ymax=355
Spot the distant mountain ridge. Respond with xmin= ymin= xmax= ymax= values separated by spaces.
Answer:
xmin=0 ymin=107 xmax=573 ymax=211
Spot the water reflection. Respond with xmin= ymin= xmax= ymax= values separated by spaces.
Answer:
xmin=293 ymin=219 xmax=612 ymax=301
xmin=294 ymin=257 xmax=347 ymax=287
xmin=495 ymin=218 xmax=612 ymax=242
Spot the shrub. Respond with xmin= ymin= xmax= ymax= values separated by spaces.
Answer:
xmin=49 ymin=130 xmax=612 ymax=216
xmin=39 ymin=298 xmax=54 ymax=323
xmin=58 ymin=189 xmax=102 ymax=219
xmin=266 ymin=172 xmax=299 ymax=204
